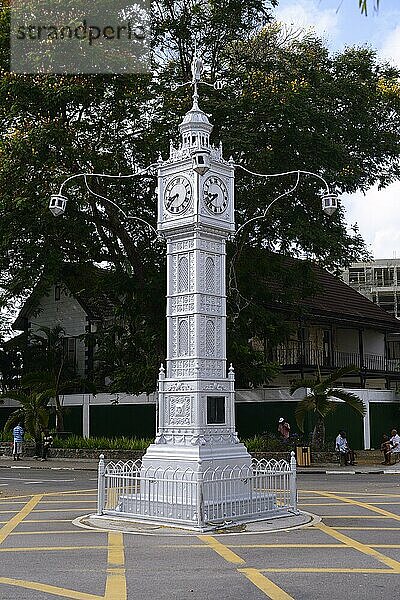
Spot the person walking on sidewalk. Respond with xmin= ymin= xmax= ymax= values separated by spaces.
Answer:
xmin=12 ymin=422 xmax=24 ymax=461
xmin=41 ymin=430 xmax=53 ymax=461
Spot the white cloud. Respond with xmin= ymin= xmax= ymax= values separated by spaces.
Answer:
xmin=379 ymin=24 xmax=400 ymax=67
xmin=274 ymin=0 xmax=339 ymax=41
xmin=342 ymin=183 xmax=400 ymax=259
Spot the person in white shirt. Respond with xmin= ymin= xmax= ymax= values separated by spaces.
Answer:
xmin=335 ymin=430 xmax=355 ymax=466
xmin=389 ymin=429 xmax=400 ymax=462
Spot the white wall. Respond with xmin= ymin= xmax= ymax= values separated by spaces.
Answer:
xmin=29 ymin=285 xmax=87 ymax=375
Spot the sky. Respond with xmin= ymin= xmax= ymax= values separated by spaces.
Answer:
xmin=273 ymin=0 xmax=400 ymax=259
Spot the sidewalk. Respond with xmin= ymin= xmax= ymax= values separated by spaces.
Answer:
xmin=0 ymin=454 xmax=399 ymax=474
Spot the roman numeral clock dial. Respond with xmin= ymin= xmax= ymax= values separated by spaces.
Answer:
xmin=203 ymin=176 xmax=228 ymax=214
xmin=164 ymin=176 xmax=192 ymax=215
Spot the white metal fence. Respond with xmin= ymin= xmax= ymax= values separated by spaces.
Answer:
xmin=97 ymin=452 xmax=297 ymax=531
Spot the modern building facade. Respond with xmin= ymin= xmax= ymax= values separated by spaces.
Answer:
xmin=342 ymin=259 xmax=400 ymax=365
xmin=342 ymin=259 xmax=400 ymax=319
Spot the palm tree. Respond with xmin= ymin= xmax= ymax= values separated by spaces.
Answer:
xmin=290 ymin=366 xmax=366 ymax=449
xmin=3 ymin=389 xmax=52 ymax=455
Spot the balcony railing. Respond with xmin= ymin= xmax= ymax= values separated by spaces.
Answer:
xmin=273 ymin=342 xmax=400 ymax=373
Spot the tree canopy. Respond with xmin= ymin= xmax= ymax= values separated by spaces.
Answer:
xmin=1 ymin=1 xmax=400 ymax=391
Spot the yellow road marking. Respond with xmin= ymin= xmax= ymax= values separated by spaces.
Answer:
xmin=336 ymin=527 xmax=400 ymax=530
xmin=0 ymin=577 xmax=103 ymax=600
xmin=39 ymin=500 xmax=96 ymax=504
xmin=228 ymin=544 xmax=343 ymax=548
xmin=0 ymin=546 xmax=107 ymax=552
xmin=44 ymin=490 xmax=96 ymax=495
xmin=316 ymin=522 xmax=400 ymax=572
xmin=9 ymin=529 xmax=94 ymax=535
xmin=260 ymin=568 xmax=395 ymax=573
xmin=105 ymin=532 xmax=126 ymax=600
xmin=302 ymin=492 xmax=400 ymax=498
xmin=32 ymin=508 xmax=91 ymax=512
xmin=161 ymin=543 xmax=344 ymax=549
xmin=320 ymin=507 xmax=392 ymax=519
xmin=199 ymin=536 xmax=245 ymax=564
xmin=308 ymin=490 xmax=400 ymax=521
xmin=0 ymin=495 xmax=42 ymax=545
xmin=301 ymin=502 xmax=400 ymax=506
xmin=239 ymin=568 xmax=294 ymax=600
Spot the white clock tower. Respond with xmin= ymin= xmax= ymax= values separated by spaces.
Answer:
xmin=141 ymin=61 xmax=252 ymax=474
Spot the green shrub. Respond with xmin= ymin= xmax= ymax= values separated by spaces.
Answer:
xmin=52 ymin=435 xmax=152 ymax=451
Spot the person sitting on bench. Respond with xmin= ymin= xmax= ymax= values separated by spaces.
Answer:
xmin=335 ymin=430 xmax=355 ymax=466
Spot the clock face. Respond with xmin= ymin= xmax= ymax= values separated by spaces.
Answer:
xmin=164 ymin=176 xmax=192 ymax=215
xmin=203 ymin=176 xmax=229 ymax=214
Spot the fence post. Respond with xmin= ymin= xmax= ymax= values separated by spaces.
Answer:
xmin=290 ymin=451 xmax=298 ymax=513
xmin=97 ymin=454 xmax=106 ymax=516
xmin=196 ymin=468 xmax=204 ymax=531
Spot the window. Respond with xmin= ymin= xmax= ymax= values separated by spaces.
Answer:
xmin=374 ymin=267 xmax=394 ymax=287
xmin=207 ymin=396 xmax=225 ymax=424
xmin=62 ymin=337 xmax=76 ymax=366
xmin=349 ymin=268 xmax=365 ymax=285
xmin=377 ymin=292 xmax=395 ymax=315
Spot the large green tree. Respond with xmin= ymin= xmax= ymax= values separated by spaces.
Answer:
xmin=1 ymin=1 xmax=400 ymax=390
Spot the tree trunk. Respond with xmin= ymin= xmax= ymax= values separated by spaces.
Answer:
xmin=55 ymin=394 xmax=64 ymax=433
xmin=311 ymin=417 xmax=325 ymax=450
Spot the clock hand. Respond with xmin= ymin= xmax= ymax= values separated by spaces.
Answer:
xmin=205 ymin=192 xmax=219 ymax=205
xmin=166 ymin=193 xmax=179 ymax=208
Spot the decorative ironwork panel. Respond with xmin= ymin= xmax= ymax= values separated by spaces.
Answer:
xmin=178 ymin=256 xmax=189 ymax=292
xmin=168 ymin=395 xmax=193 ymax=425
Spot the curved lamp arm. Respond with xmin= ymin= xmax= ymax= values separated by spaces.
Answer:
xmin=83 ymin=175 xmax=160 ymax=240
xmin=233 ymin=164 xmax=338 ymax=237
xmin=49 ymin=163 xmax=161 ymax=241
xmin=235 ymin=171 xmax=301 ymax=237
xmin=58 ymin=163 xmax=158 ymax=195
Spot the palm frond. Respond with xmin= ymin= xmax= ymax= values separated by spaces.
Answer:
xmin=294 ymin=396 xmax=316 ymax=432
xmin=327 ymin=388 xmax=366 ymax=416
xmin=320 ymin=366 xmax=357 ymax=389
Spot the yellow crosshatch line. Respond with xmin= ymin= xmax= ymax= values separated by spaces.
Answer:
xmin=0 ymin=494 xmax=127 ymax=599
xmin=260 ymin=568 xmax=396 ymax=574
xmin=320 ymin=508 xmax=395 ymax=521
xmin=9 ymin=529 xmax=97 ymax=536
xmin=0 ymin=545 xmax=108 ymax=552
xmin=300 ymin=501 xmax=400 ymax=506
xmin=335 ymin=527 xmax=400 ymax=530
xmin=1 ymin=488 xmax=400 ymax=600
xmin=306 ymin=490 xmax=400 ymax=521
xmin=39 ymin=500 xmax=97 ymax=504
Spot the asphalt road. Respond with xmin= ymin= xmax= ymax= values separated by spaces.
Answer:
xmin=0 ymin=469 xmax=399 ymax=599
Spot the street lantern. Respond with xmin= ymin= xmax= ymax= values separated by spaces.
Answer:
xmin=191 ymin=150 xmax=211 ymax=175
xmin=49 ymin=194 xmax=68 ymax=217
xmin=322 ymin=192 xmax=338 ymax=216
